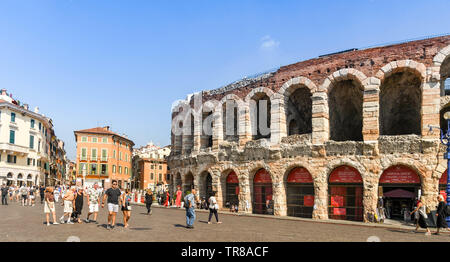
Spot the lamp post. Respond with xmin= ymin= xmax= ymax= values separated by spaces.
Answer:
xmin=440 ymin=111 xmax=450 ymax=227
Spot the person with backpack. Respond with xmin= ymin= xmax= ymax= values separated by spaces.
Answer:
xmin=19 ymin=185 xmax=28 ymax=206
xmin=410 ymin=196 xmax=431 ymax=236
xmin=435 ymin=195 xmax=448 ymax=235
xmin=207 ymin=191 xmax=222 ymax=225
xmin=184 ymin=188 xmax=197 ymax=229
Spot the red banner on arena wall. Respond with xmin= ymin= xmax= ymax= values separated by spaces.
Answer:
xmin=329 ymin=166 xmax=362 ymax=183
xmin=235 ymin=186 xmax=240 ymax=196
xmin=227 ymin=171 xmax=239 ymax=184
xmin=333 ymin=208 xmax=346 ymax=215
xmin=287 ymin=167 xmax=313 ymax=183
xmin=254 ymin=169 xmax=272 ymax=184
xmin=331 ymin=195 xmax=344 ymax=207
xmin=304 ymin=195 xmax=314 ymax=207
xmin=440 ymin=190 xmax=447 ymax=202
xmin=440 ymin=170 xmax=448 ymax=185
xmin=380 ymin=165 xmax=420 ymax=184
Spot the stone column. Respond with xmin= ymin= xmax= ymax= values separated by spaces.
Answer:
xmin=362 ymin=77 xmax=380 ymax=142
xmin=238 ymin=173 xmax=252 ymax=214
xmin=311 ymin=91 xmax=329 ymax=145
xmin=272 ymin=180 xmax=287 ymax=216
xmin=312 ymin=175 xmax=328 ymax=220
xmin=211 ymin=172 xmax=223 ymax=208
xmin=213 ymin=110 xmax=223 ymax=151
xmin=239 ymin=105 xmax=252 ymax=146
xmin=421 ymin=169 xmax=439 ymax=209
xmin=421 ymin=80 xmax=440 ymax=140
xmin=363 ymin=182 xmax=378 ymax=223
xmin=270 ymin=95 xmax=286 ymax=145
xmin=193 ymin=111 xmax=201 ymax=153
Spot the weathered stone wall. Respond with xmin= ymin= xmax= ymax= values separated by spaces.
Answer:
xmin=168 ymin=36 xmax=450 ymax=223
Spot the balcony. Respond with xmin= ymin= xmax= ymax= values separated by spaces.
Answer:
xmin=0 ymin=143 xmax=29 ymax=156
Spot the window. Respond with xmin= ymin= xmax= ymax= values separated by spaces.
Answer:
xmin=102 ymin=137 xmax=107 ymax=143
xmin=11 ymin=112 xmax=15 ymax=122
xmin=119 ymin=166 xmax=122 ymax=174
xmin=119 ymin=152 xmax=122 ymax=161
xmin=9 ymin=130 xmax=15 ymax=144
xmin=102 ymin=149 xmax=108 ymax=161
xmin=81 ymin=136 xmax=87 ymax=142
xmin=33 ymin=159 xmax=35 ymax=166
xmin=167 ymin=174 xmax=171 ymax=180
xmin=159 ymin=165 xmax=162 ymax=170
xmin=91 ymin=148 xmax=97 ymax=160
xmin=151 ymin=165 xmax=154 ymax=169
xmin=125 ymin=154 xmax=128 ymax=162
xmin=79 ymin=163 xmax=86 ymax=174
xmin=112 ymin=165 xmax=116 ymax=173
xmin=113 ymin=150 xmax=116 ymax=159
xmin=29 ymin=135 xmax=34 ymax=149
xmin=90 ymin=164 xmax=97 ymax=175
xmin=81 ymin=148 xmax=87 ymax=160
xmin=151 ymin=173 xmax=154 ymax=180
xmin=159 ymin=174 xmax=162 ymax=181
xmin=31 ymin=119 xmax=35 ymax=128
xmin=92 ymin=137 xmax=97 ymax=143
xmin=125 ymin=167 xmax=128 ymax=175
xmin=27 ymin=158 xmax=31 ymax=166
xmin=38 ymin=140 xmax=41 ymax=153
xmin=39 ymin=122 xmax=41 ymax=131
xmin=7 ymin=155 xmax=16 ymax=164
xmin=101 ymin=164 xmax=107 ymax=175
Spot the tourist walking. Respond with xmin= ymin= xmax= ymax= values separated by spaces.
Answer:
xmin=54 ymin=187 xmax=60 ymax=203
xmin=145 ymin=189 xmax=153 ymax=215
xmin=208 ymin=191 xmax=222 ymax=224
xmin=8 ymin=185 xmax=13 ymax=202
xmin=39 ymin=185 xmax=45 ymax=204
xmin=60 ymin=187 xmax=75 ymax=224
xmin=29 ymin=186 xmax=36 ymax=206
xmin=44 ymin=187 xmax=59 ymax=226
xmin=175 ymin=186 xmax=182 ymax=208
xmin=101 ymin=180 xmax=122 ymax=230
xmin=85 ymin=183 xmax=100 ymax=223
xmin=121 ymin=189 xmax=132 ymax=228
xmin=435 ymin=195 xmax=448 ymax=235
xmin=410 ymin=196 xmax=431 ymax=236
xmin=20 ymin=185 xmax=28 ymax=206
xmin=164 ymin=190 xmax=170 ymax=207
xmin=184 ymin=188 xmax=197 ymax=229
xmin=1 ymin=184 xmax=8 ymax=205
xmin=72 ymin=188 xmax=84 ymax=224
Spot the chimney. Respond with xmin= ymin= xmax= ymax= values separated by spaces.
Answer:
xmin=23 ymin=104 xmax=29 ymax=110
xmin=34 ymin=107 xmax=39 ymax=113
xmin=104 ymin=126 xmax=110 ymax=131
xmin=1 ymin=89 xmax=6 ymax=96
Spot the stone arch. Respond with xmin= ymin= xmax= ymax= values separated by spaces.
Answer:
xmin=282 ymin=163 xmax=315 ymax=184
xmin=245 ymin=87 xmax=274 ymax=140
xmin=282 ymin=163 xmax=315 ymax=218
xmin=182 ymin=171 xmax=195 ymax=193
xmin=219 ymin=167 xmax=241 ymax=209
xmin=376 ymin=161 xmax=426 ymax=185
xmin=280 ymin=77 xmax=316 ymax=137
xmin=324 ymin=159 xmax=368 ymax=186
xmin=6 ymin=172 xmax=13 ymax=186
xmin=440 ymin=102 xmax=450 ymax=134
xmin=378 ymin=64 xmax=424 ymax=136
xmin=440 ymin=56 xmax=450 ymax=96
xmin=323 ymin=69 xmax=366 ymax=141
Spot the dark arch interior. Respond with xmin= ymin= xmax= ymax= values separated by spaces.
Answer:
xmin=222 ymin=100 xmax=239 ymax=142
xmin=201 ymin=111 xmax=213 ymax=149
xmin=329 ymin=79 xmax=363 ymax=141
xmin=185 ymin=114 xmax=195 ymax=153
xmin=286 ymin=86 xmax=312 ymax=136
xmin=251 ymin=93 xmax=271 ymax=140
xmin=184 ymin=173 xmax=194 ymax=193
xmin=441 ymin=57 xmax=450 ymax=96
xmin=441 ymin=106 xmax=450 ymax=135
xmin=380 ymin=70 xmax=422 ymax=136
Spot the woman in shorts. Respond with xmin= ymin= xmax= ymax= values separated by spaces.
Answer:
xmin=121 ymin=189 xmax=132 ymax=228
xmin=44 ymin=187 xmax=59 ymax=226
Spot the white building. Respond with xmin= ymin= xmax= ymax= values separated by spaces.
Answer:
xmin=0 ymin=89 xmax=53 ymax=186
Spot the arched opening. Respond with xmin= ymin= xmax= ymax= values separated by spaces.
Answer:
xmin=380 ymin=70 xmax=422 ymax=135
xmin=201 ymin=172 xmax=214 ymax=201
xmin=286 ymin=87 xmax=312 ymax=136
xmin=222 ymin=100 xmax=239 ymax=142
xmin=173 ymin=107 xmax=184 ymax=154
xmin=440 ymin=57 xmax=450 ymax=96
xmin=225 ymin=171 xmax=239 ymax=210
xmin=440 ymin=105 xmax=450 ymax=135
xmin=328 ymin=80 xmax=363 ymax=141
xmin=175 ymin=173 xmax=182 ymax=189
xmin=184 ymin=173 xmax=194 ymax=194
xmin=6 ymin=173 xmax=13 ymax=186
xmin=201 ymin=111 xmax=213 ymax=149
xmin=378 ymin=165 xmax=421 ymax=221
xmin=17 ymin=174 xmax=23 ymax=187
xmin=328 ymin=166 xmax=363 ymax=221
xmin=286 ymin=167 xmax=314 ymax=218
xmin=27 ymin=174 xmax=33 ymax=187
xmin=252 ymin=169 xmax=273 ymax=215
xmin=185 ymin=113 xmax=195 ymax=153
xmin=439 ymin=170 xmax=448 ymax=200
xmin=251 ymin=93 xmax=271 ymax=140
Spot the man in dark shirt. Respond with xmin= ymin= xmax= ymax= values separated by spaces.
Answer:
xmin=101 ymin=180 xmax=122 ymax=230
xmin=1 ymin=185 xmax=9 ymax=205
xmin=39 ymin=186 xmax=45 ymax=204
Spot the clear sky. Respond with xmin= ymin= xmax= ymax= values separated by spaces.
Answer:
xmin=0 ymin=0 xmax=449 ymax=160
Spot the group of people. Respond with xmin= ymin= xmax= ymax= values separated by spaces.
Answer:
xmin=183 ymin=188 xmax=222 ymax=229
xmin=0 ymin=184 xmax=41 ymax=206
xmin=42 ymin=180 xmax=133 ymax=229
xmin=410 ymin=195 xmax=449 ymax=236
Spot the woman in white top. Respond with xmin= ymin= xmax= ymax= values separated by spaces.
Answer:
xmin=207 ymin=191 xmax=222 ymax=224
xmin=410 ymin=196 xmax=431 ymax=235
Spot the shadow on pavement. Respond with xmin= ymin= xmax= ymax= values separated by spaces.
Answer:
xmin=130 ymin=227 xmax=151 ymax=231
xmin=174 ymin=224 xmax=187 ymax=228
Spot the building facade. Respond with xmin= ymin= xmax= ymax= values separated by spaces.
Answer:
xmin=74 ymin=126 xmax=134 ymax=189
xmin=168 ymin=35 xmax=450 ymax=223
xmin=0 ymin=89 xmax=66 ymax=186
xmin=132 ymin=143 xmax=171 ymax=190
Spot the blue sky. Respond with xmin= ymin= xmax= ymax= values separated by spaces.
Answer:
xmin=0 ymin=0 xmax=449 ymax=160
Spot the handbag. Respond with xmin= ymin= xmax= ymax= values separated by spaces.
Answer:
xmin=127 ymin=205 xmax=132 ymax=211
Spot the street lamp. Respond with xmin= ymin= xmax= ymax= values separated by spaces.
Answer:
xmin=440 ymin=111 xmax=450 ymax=227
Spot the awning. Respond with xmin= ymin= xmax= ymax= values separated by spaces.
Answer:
xmin=384 ymin=189 xmax=415 ymax=198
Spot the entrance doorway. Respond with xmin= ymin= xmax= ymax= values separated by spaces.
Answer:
xmin=286 ymin=167 xmax=314 ymax=218
xmin=328 ymin=166 xmax=363 ymax=222
xmin=225 ymin=171 xmax=239 ymax=209
xmin=184 ymin=173 xmax=194 ymax=193
xmin=205 ymin=173 xmax=213 ymax=200
xmin=379 ymin=165 xmax=421 ymax=221
xmin=439 ymin=170 xmax=448 ymax=200
xmin=253 ymin=169 xmax=273 ymax=215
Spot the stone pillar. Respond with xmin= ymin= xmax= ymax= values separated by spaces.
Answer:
xmin=213 ymin=110 xmax=223 ymax=151
xmin=193 ymin=112 xmax=201 ymax=152
xmin=421 ymin=169 xmax=439 ymax=209
xmin=312 ymin=177 xmax=328 ymax=220
xmin=421 ymin=80 xmax=440 ymax=139
xmin=270 ymin=95 xmax=286 ymax=145
xmin=239 ymin=105 xmax=252 ymax=146
xmin=363 ymin=181 xmax=378 ymax=223
xmin=311 ymin=91 xmax=329 ymax=145
xmin=272 ymin=180 xmax=287 ymax=216
xmin=211 ymin=172 xmax=223 ymax=208
xmin=238 ymin=173 xmax=252 ymax=214
xmin=362 ymin=77 xmax=380 ymax=142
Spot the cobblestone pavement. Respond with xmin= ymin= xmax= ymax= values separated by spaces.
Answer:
xmin=1 ymin=200 xmax=449 ymax=242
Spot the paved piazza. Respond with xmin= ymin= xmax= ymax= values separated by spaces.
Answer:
xmin=0 ymin=201 xmax=449 ymax=242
